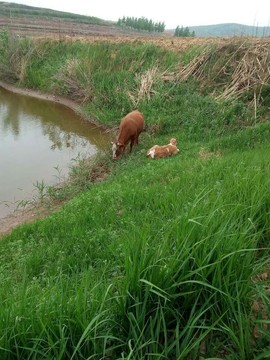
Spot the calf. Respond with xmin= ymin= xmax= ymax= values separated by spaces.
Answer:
xmin=146 ymin=138 xmax=179 ymax=159
xmin=111 ymin=110 xmax=144 ymax=160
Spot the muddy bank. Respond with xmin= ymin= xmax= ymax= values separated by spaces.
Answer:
xmin=0 ymin=81 xmax=110 ymax=130
xmin=0 ymin=206 xmax=59 ymax=237
xmin=0 ymin=80 xmax=80 ymax=111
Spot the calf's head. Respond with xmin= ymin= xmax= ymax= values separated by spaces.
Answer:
xmin=111 ymin=142 xmax=125 ymax=160
xmin=169 ymin=138 xmax=177 ymax=146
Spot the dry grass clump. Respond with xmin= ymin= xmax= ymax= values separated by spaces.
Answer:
xmin=128 ymin=66 xmax=161 ymax=106
xmin=199 ymin=147 xmax=222 ymax=160
xmin=217 ymin=41 xmax=270 ymax=101
xmin=177 ymin=39 xmax=270 ymax=102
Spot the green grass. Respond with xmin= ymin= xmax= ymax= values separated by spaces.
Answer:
xmin=0 ymin=31 xmax=255 ymax=133
xmin=0 ymin=31 xmax=270 ymax=358
xmin=1 ymin=145 xmax=270 ymax=359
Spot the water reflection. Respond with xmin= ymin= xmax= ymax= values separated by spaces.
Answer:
xmin=0 ymin=87 xmax=108 ymax=150
xmin=0 ymin=86 xmax=110 ymax=218
xmin=0 ymin=101 xmax=21 ymax=137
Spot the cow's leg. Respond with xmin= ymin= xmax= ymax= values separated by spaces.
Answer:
xmin=130 ymin=137 xmax=135 ymax=152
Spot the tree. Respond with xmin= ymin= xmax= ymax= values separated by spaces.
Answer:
xmin=174 ymin=25 xmax=195 ymax=37
xmin=117 ymin=16 xmax=166 ymax=33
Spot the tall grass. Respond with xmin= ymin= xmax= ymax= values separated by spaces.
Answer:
xmin=1 ymin=146 xmax=270 ymax=358
xmin=0 ymin=31 xmax=270 ymax=358
xmin=0 ymin=31 xmax=256 ymax=136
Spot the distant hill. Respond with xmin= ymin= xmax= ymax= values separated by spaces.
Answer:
xmin=0 ymin=1 xmax=150 ymax=37
xmin=0 ymin=1 xmax=110 ymax=25
xmin=188 ymin=23 xmax=270 ymax=37
xmin=1 ymin=2 xmax=270 ymax=39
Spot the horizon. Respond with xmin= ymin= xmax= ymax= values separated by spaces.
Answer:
xmin=4 ymin=0 xmax=270 ymax=30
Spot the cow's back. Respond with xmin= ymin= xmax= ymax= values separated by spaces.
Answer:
xmin=119 ymin=110 xmax=144 ymax=141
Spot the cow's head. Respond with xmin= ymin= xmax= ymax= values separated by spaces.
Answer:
xmin=111 ymin=142 xmax=125 ymax=160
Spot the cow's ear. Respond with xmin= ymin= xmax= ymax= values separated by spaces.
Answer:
xmin=111 ymin=141 xmax=114 ymax=145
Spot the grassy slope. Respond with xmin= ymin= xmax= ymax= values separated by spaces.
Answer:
xmin=0 ymin=32 xmax=270 ymax=358
xmin=0 ymin=2 xmax=109 ymax=25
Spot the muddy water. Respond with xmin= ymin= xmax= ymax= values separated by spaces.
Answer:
xmin=0 ymin=86 xmax=110 ymax=219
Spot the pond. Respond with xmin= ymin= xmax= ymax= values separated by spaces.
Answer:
xmin=0 ymin=86 xmax=110 ymax=219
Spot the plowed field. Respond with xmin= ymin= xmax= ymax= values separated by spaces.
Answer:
xmin=1 ymin=12 xmax=261 ymax=52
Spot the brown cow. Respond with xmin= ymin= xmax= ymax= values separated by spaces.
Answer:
xmin=111 ymin=110 xmax=144 ymax=160
xmin=146 ymin=138 xmax=179 ymax=159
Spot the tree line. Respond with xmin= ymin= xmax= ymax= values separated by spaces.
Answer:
xmin=174 ymin=26 xmax=195 ymax=37
xmin=117 ymin=16 xmax=165 ymax=33
xmin=117 ymin=16 xmax=195 ymax=37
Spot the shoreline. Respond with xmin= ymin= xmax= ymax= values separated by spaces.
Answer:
xmin=0 ymin=80 xmax=81 ymax=111
xmin=0 ymin=81 xmax=109 ymax=130
xmin=0 ymin=205 xmax=61 ymax=237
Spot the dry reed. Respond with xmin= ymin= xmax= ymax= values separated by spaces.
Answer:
xmin=176 ymin=39 xmax=270 ymax=102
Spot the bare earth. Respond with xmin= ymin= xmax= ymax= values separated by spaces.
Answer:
xmin=0 ymin=206 xmax=56 ymax=237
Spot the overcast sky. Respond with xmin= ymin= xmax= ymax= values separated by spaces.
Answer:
xmin=11 ymin=0 xmax=270 ymax=29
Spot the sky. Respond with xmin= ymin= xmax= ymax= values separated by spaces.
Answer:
xmin=11 ymin=0 xmax=270 ymax=29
